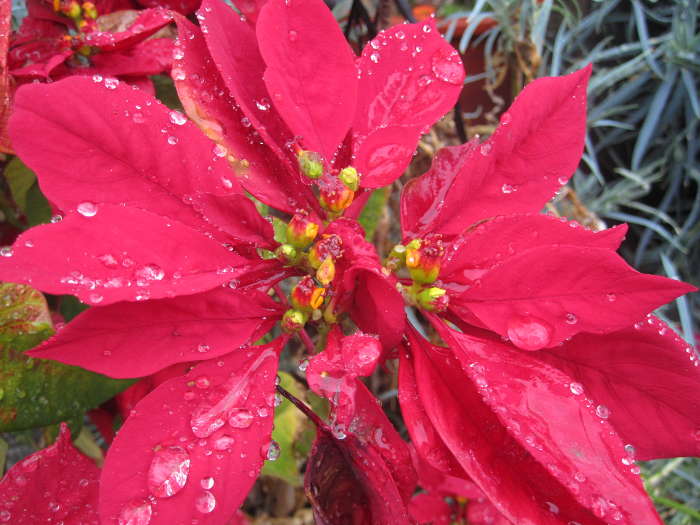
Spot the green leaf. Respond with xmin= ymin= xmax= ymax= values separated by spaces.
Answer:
xmin=272 ymin=217 xmax=288 ymax=244
xmin=0 ymin=283 xmax=132 ymax=431
xmin=261 ymin=372 xmax=305 ymax=486
xmin=358 ymin=187 xmax=389 ymax=241
xmin=24 ymin=184 xmax=51 ymax=227
xmin=3 ymin=157 xmax=35 ymax=212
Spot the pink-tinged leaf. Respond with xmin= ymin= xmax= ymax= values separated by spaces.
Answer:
xmin=257 ymin=0 xmax=357 ymax=163
xmin=198 ymin=0 xmax=294 ymax=167
xmin=100 ymin=339 xmax=285 ymax=524
xmin=409 ymin=492 xmax=452 ymax=525
xmin=432 ymin=320 xmax=663 ymax=525
xmin=0 ymin=205 xmax=258 ymax=305
xmin=454 ymin=245 xmax=695 ymax=349
xmin=353 ymin=22 xmax=464 ymax=187
xmin=0 ymin=423 xmax=99 ymax=524
xmin=441 ymin=214 xmax=628 ymax=283
xmin=402 ymin=66 xmax=591 ymax=238
xmin=171 ymin=16 xmax=315 ymax=215
xmin=28 ymin=288 xmax=283 ymax=378
xmin=537 ymin=316 xmax=700 ymax=460
xmin=85 ymin=8 xmax=173 ymax=51
xmin=90 ymin=38 xmax=174 ymax=77
xmin=9 ymin=77 xmax=242 ymax=233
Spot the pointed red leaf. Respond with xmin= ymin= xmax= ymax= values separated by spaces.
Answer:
xmin=402 ymin=66 xmax=591 ymax=237
xmin=100 ymin=339 xmax=284 ymax=524
xmin=257 ymin=0 xmax=357 ymax=163
xmin=84 ymin=8 xmax=173 ymax=51
xmin=353 ymin=21 xmax=464 ymax=187
xmin=0 ymin=206 xmax=258 ymax=305
xmin=454 ymin=245 xmax=695 ymax=349
xmin=441 ymin=214 xmax=628 ymax=282
xmin=409 ymin=492 xmax=452 ymax=525
xmin=433 ymin=320 xmax=664 ymax=524
xmin=90 ymin=38 xmax=174 ymax=77
xmin=0 ymin=423 xmax=99 ymax=524
xmin=537 ymin=316 xmax=700 ymax=460
xmin=135 ymin=0 xmax=200 ymax=14
xmin=28 ymin=288 xmax=283 ymax=378
xmin=9 ymin=77 xmax=242 ymax=233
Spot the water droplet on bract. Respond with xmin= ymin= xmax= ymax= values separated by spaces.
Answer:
xmin=431 ymin=47 xmax=463 ymax=85
xmin=240 ymin=117 xmax=251 ymax=128
xmin=134 ymin=263 xmax=165 ymax=283
xmin=169 ymin=110 xmax=187 ymax=126
xmin=172 ymin=68 xmax=186 ymax=81
xmin=77 ymin=202 xmax=98 ymax=217
xmin=88 ymin=293 xmax=103 ymax=304
xmin=595 ymin=405 xmax=609 ymax=419
xmin=92 ymin=74 xmax=103 ymax=83
xmin=480 ymin=143 xmax=492 ymax=156
xmin=565 ymin=312 xmax=578 ymax=325
xmin=173 ymin=47 xmax=185 ymax=60
xmin=417 ymin=74 xmax=432 ymax=87
xmin=273 ymin=392 xmax=282 ymax=407
xmin=104 ymin=78 xmax=119 ymax=89
xmin=332 ymin=423 xmax=347 ymax=440
xmin=630 ymin=465 xmax=641 ymax=475
xmin=200 ymin=476 xmax=214 ymax=489
xmin=287 ymin=30 xmax=298 ymax=42
xmin=191 ymin=405 xmax=225 ymax=438
xmin=195 ymin=376 xmax=210 ymax=389
xmin=624 ymin=444 xmax=636 ymax=458
xmin=370 ymin=52 xmax=380 ymax=63
xmin=574 ymin=472 xmax=586 ymax=482
xmin=213 ymin=434 xmax=235 ymax=450
xmin=257 ymin=406 xmax=269 ymax=417
xmin=228 ymin=408 xmax=253 ymax=429
xmin=545 ymin=502 xmax=559 ymax=514
xmin=118 ymin=499 xmax=152 ymax=525
xmin=0 ymin=511 xmax=10 ymax=522
xmin=132 ymin=112 xmax=145 ymax=124
xmin=147 ymin=446 xmax=190 ymax=498
xmin=195 ymin=491 xmax=216 ymax=514
xmin=500 ymin=112 xmax=512 ymax=125
xmin=569 ymin=382 xmax=584 ymax=395
xmin=501 ymin=184 xmax=517 ymax=194
xmin=422 ymin=24 xmax=431 ymax=32
xmin=197 ymin=344 xmax=210 ymax=353
xmin=606 ymin=293 xmax=616 ymax=302
xmin=396 ymin=30 xmax=405 ymax=39
xmin=265 ymin=441 xmax=280 ymax=461
xmin=255 ymin=98 xmax=271 ymax=111
xmin=298 ymin=359 xmax=309 ymax=372
xmin=506 ymin=315 xmax=552 ymax=351
xmin=167 ymin=136 xmax=178 ymax=145
xmin=0 ymin=246 xmax=13 ymax=257
xmin=50 ymin=214 xmax=63 ymax=223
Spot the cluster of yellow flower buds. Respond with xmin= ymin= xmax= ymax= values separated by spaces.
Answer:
xmin=296 ymin=149 xmax=360 ymax=217
xmin=54 ymin=0 xmax=98 ymax=31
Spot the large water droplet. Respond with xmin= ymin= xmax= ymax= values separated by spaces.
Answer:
xmin=134 ymin=264 xmax=165 ymax=283
xmin=0 ymin=246 xmax=13 ymax=257
xmin=595 ymin=405 xmax=610 ymax=419
xmin=565 ymin=312 xmax=578 ymax=325
xmin=200 ymin=476 xmax=215 ymax=489
xmin=147 ymin=446 xmax=190 ymax=498
xmin=569 ymin=382 xmax=584 ymax=395
xmin=77 ymin=202 xmax=98 ymax=217
xmin=167 ymin=136 xmax=179 ymax=145
xmin=191 ymin=405 xmax=226 ymax=438
xmin=0 ymin=511 xmax=10 ymax=522
xmin=104 ymin=78 xmax=119 ymax=90
xmin=195 ymin=491 xmax=216 ymax=514
xmin=228 ymin=408 xmax=253 ymax=429
xmin=431 ymin=47 xmax=463 ymax=85
xmin=263 ymin=441 xmax=280 ymax=461
xmin=213 ymin=434 xmax=235 ymax=450
xmin=118 ymin=499 xmax=152 ymax=525
xmin=506 ymin=315 xmax=552 ymax=351
xmin=169 ymin=111 xmax=187 ymax=126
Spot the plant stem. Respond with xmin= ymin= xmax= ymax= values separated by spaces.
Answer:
xmin=297 ymin=328 xmax=316 ymax=355
xmin=276 ymin=385 xmax=327 ymax=429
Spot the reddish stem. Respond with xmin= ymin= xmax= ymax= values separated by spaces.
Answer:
xmin=274 ymin=283 xmax=288 ymax=307
xmin=297 ymin=328 xmax=316 ymax=355
xmin=276 ymin=385 xmax=327 ymax=430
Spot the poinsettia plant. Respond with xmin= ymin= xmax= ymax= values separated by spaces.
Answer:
xmin=0 ymin=0 xmax=698 ymax=523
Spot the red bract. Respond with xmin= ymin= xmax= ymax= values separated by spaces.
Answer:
xmin=0 ymin=423 xmax=100 ymax=524
xmin=395 ymin=67 xmax=699 ymax=524
xmin=173 ymin=0 xmax=464 ymax=216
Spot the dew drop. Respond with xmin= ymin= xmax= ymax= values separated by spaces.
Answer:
xmin=77 ymin=201 xmax=98 ymax=217
xmin=0 ymin=246 xmax=13 ymax=257
xmin=191 ymin=405 xmax=225 ymax=438
xmin=606 ymin=293 xmax=617 ymax=302
xmin=92 ymin=74 xmax=103 ymax=83
xmin=228 ymin=408 xmax=253 ymax=429
xmin=167 ymin=136 xmax=179 ymax=145
xmin=172 ymin=68 xmax=186 ymax=81
xmin=630 ymin=465 xmax=641 ymax=475
xmin=169 ymin=110 xmax=187 ymax=126
xmin=624 ymin=444 xmax=636 ymax=458
xmin=431 ymin=47 xmax=464 ymax=85
xmin=565 ymin=312 xmax=578 ymax=325
xmin=298 ymin=359 xmax=309 ymax=372
xmin=501 ymin=183 xmax=516 ymax=194
xmin=396 ymin=30 xmax=405 ymax=39
xmin=118 ymin=499 xmax=152 ymax=525
xmin=147 ymin=446 xmax=190 ymax=498
xmin=287 ymin=30 xmax=298 ymax=42
xmin=172 ymin=47 xmax=185 ymax=60
xmin=132 ymin=112 xmax=145 ymax=124
xmin=50 ymin=214 xmax=63 ymax=223
xmin=134 ymin=264 xmax=165 ymax=282
xmin=195 ymin=491 xmax=216 ymax=514
xmin=422 ymin=24 xmax=431 ymax=33
xmin=569 ymin=382 xmax=584 ymax=395
xmin=370 ymin=52 xmax=380 ymax=63
xmin=595 ymin=405 xmax=610 ymax=419
xmin=255 ymin=98 xmax=271 ymax=111
xmin=506 ymin=315 xmax=552 ymax=351
xmin=213 ymin=434 xmax=235 ymax=450
xmin=0 ymin=511 xmax=10 ymax=522
xmin=480 ymin=143 xmax=492 ymax=156
xmin=500 ymin=112 xmax=512 ymax=125
xmin=197 ymin=343 xmax=210 ymax=353
xmin=195 ymin=376 xmax=211 ymax=389
xmin=263 ymin=441 xmax=280 ymax=461
xmin=332 ymin=424 xmax=347 ymax=440
xmin=200 ymin=476 xmax=214 ymax=489
xmin=104 ymin=78 xmax=119 ymax=89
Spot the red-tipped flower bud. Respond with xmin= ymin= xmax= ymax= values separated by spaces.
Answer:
xmin=66 ymin=0 xmax=81 ymax=18
xmin=297 ymin=150 xmax=324 ymax=179
xmin=318 ymin=175 xmax=354 ymax=213
xmin=405 ymin=235 xmax=444 ymax=284
xmin=286 ymin=213 xmax=319 ymax=249
xmin=316 ymin=256 xmax=336 ymax=286
xmin=416 ymin=287 xmax=449 ymax=312
xmin=291 ymin=276 xmax=326 ymax=311
xmin=308 ymin=234 xmax=343 ymax=269
xmin=281 ymin=309 xmax=308 ymax=333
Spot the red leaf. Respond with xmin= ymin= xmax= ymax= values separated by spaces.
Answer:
xmin=9 ymin=77 xmax=242 ymax=232
xmin=90 ymin=38 xmax=174 ymax=77
xmin=100 ymin=339 xmax=285 ymax=524
xmin=0 ymin=206 xmax=257 ymax=305
xmin=433 ymin=320 xmax=664 ymax=524
xmin=0 ymin=423 xmax=99 ymax=524
xmin=135 ymin=0 xmax=200 ymax=15
xmin=537 ymin=316 xmax=700 ymax=460
xmin=171 ymin=15 xmax=314 ymax=215
xmin=409 ymin=492 xmax=452 ymax=525
xmin=257 ymin=0 xmax=357 ymax=163
xmin=28 ymin=288 xmax=283 ymax=378
xmin=441 ymin=214 xmax=628 ymax=283
xmin=353 ymin=22 xmax=464 ymax=187
xmin=453 ymin=245 xmax=695 ymax=349
xmin=401 ymin=66 xmax=591 ymax=238
xmin=84 ymin=8 xmax=173 ymax=51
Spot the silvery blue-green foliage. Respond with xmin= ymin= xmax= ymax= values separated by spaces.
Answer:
xmin=445 ymin=2 xmax=699 ymax=523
